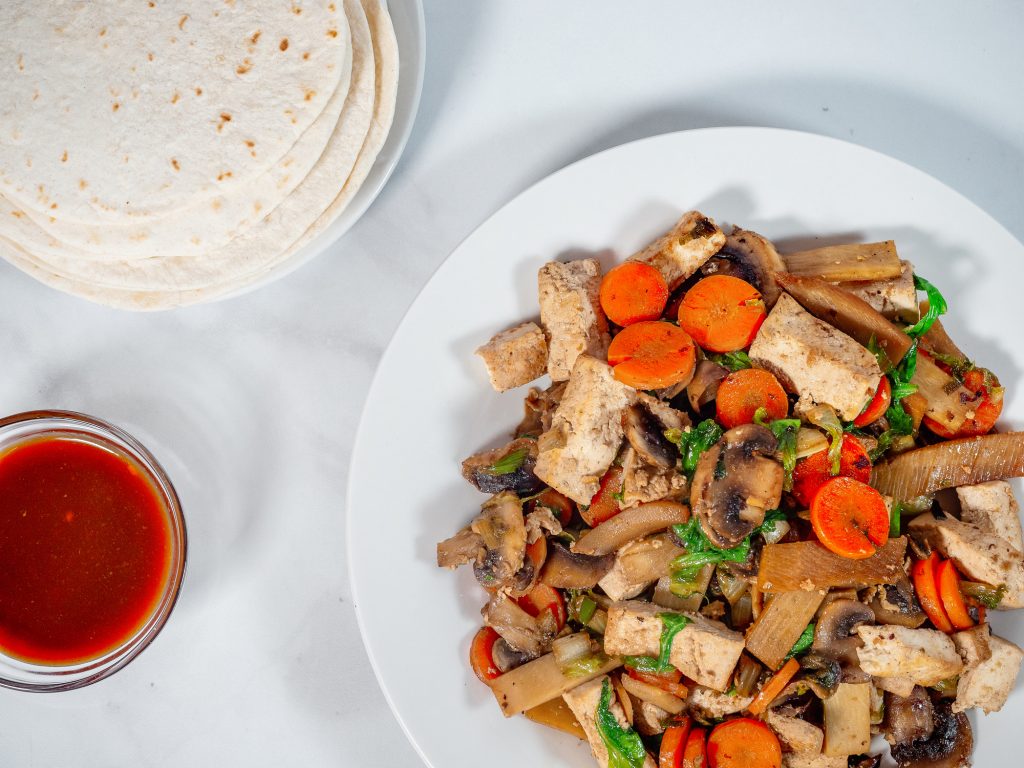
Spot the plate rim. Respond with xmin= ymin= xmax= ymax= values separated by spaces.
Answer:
xmin=346 ymin=125 xmax=1024 ymax=768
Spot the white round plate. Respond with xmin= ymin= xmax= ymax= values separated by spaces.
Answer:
xmin=348 ymin=127 xmax=1024 ymax=768
xmin=226 ymin=0 xmax=425 ymax=299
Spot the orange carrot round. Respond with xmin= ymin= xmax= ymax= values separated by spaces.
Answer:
xmin=937 ymin=559 xmax=974 ymax=630
xmin=682 ymin=727 xmax=708 ymax=768
xmin=853 ymin=376 xmax=892 ymax=427
xmin=608 ymin=321 xmax=697 ymax=390
xmin=600 ymin=262 xmax=670 ymax=327
xmin=627 ymin=666 xmax=690 ymax=699
xmin=660 ymin=720 xmax=693 ymax=768
xmin=747 ymin=657 xmax=799 ymax=716
xmin=677 ymin=275 xmax=767 ymax=353
xmin=469 ymin=626 xmax=502 ymax=683
xmin=707 ymin=718 xmax=782 ymax=768
xmin=582 ymin=465 xmax=624 ymax=526
xmin=790 ymin=434 xmax=871 ymax=507
xmin=715 ymin=368 xmax=788 ymax=429
xmin=913 ymin=552 xmax=954 ymax=633
xmin=810 ymin=477 xmax=889 ymax=559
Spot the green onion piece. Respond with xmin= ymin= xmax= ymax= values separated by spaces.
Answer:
xmin=578 ymin=596 xmax=597 ymax=626
xmin=785 ymin=623 xmax=816 ymax=660
xmin=595 ymin=678 xmax=648 ymax=768
xmin=564 ymin=653 xmax=609 ymax=678
xmin=905 ymin=274 xmax=948 ymax=339
xmin=486 ymin=448 xmax=528 ymax=475
xmin=708 ymin=351 xmax=752 ymax=371
xmin=889 ymin=501 xmax=903 ymax=538
xmin=960 ymin=581 xmax=1006 ymax=609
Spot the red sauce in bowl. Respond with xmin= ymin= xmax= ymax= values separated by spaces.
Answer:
xmin=0 ymin=436 xmax=173 ymax=666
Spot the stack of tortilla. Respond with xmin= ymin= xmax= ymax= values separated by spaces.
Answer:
xmin=0 ymin=0 xmax=398 ymax=310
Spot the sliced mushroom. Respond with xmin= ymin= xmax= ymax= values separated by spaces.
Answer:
xmin=884 ymin=686 xmax=935 ymax=746
xmin=623 ymin=403 xmax=677 ymax=469
xmin=470 ymin=492 xmax=527 ymax=589
xmin=812 ymin=599 xmax=874 ymax=667
xmin=461 ymin=437 xmax=545 ymax=495
xmin=436 ymin=527 xmax=485 ymax=569
xmin=482 ymin=592 xmax=555 ymax=657
xmin=890 ymin=699 xmax=972 ymax=768
xmin=798 ymin=653 xmax=843 ymax=698
xmin=687 ymin=360 xmax=729 ymax=413
xmin=690 ymin=424 xmax=784 ymax=548
xmin=540 ymin=541 xmax=615 ymax=588
xmin=492 ymin=637 xmax=532 ymax=673
xmin=699 ymin=228 xmax=786 ymax=307
xmin=867 ymin=578 xmax=928 ymax=629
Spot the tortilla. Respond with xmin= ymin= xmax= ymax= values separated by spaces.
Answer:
xmin=0 ymin=0 xmax=379 ymax=300
xmin=0 ymin=1 xmax=348 ymax=223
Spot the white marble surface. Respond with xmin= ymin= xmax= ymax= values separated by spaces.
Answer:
xmin=0 ymin=2 xmax=1021 ymax=766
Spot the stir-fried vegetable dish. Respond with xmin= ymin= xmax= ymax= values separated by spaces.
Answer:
xmin=439 ymin=211 xmax=1024 ymax=768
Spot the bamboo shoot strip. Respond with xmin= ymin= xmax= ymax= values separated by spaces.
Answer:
xmin=757 ymin=538 xmax=907 ymax=593
xmin=782 ymin=241 xmax=902 ymax=282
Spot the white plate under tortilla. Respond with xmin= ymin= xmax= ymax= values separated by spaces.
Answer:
xmin=227 ymin=0 xmax=425 ymax=299
xmin=348 ymin=127 xmax=1024 ymax=768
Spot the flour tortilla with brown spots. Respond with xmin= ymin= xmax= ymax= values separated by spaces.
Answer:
xmin=0 ymin=1 xmax=349 ymax=224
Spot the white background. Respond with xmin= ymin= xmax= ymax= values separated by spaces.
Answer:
xmin=0 ymin=2 xmax=1021 ymax=766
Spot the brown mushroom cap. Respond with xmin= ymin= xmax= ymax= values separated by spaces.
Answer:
xmin=891 ymin=699 xmax=972 ymax=768
xmin=623 ymin=403 xmax=677 ymax=469
xmin=690 ymin=424 xmax=784 ymax=549
xmin=539 ymin=541 xmax=615 ymax=588
xmin=699 ymin=228 xmax=787 ymax=307
xmin=470 ymin=491 xmax=527 ymax=589
xmin=687 ymin=360 xmax=729 ymax=413
xmin=868 ymin=579 xmax=928 ymax=629
xmin=812 ymin=598 xmax=874 ymax=666
xmin=462 ymin=437 xmax=545 ymax=495
xmin=884 ymin=686 xmax=935 ymax=747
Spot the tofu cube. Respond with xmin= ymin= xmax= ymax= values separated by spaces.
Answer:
xmin=956 ymin=480 xmax=1024 ymax=553
xmin=685 ymin=685 xmax=753 ymax=720
xmin=534 ymin=355 xmax=636 ymax=504
xmin=627 ymin=211 xmax=726 ymax=289
xmin=475 ymin=322 xmax=548 ymax=392
xmin=766 ymin=710 xmax=825 ymax=754
xmin=953 ymin=634 xmax=1024 ymax=714
xmin=783 ymin=753 xmax=849 ymax=768
xmin=603 ymin=600 xmax=744 ymax=691
xmin=952 ymin=623 xmax=993 ymax=670
xmin=562 ymin=677 xmax=656 ymax=768
xmin=749 ymin=293 xmax=882 ymax=421
xmin=855 ymin=625 xmax=963 ymax=687
xmin=909 ymin=512 xmax=1024 ymax=609
xmin=538 ymin=259 xmax=609 ymax=382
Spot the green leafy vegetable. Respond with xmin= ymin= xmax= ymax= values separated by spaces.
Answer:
xmin=708 ymin=350 xmax=752 ymax=371
xmin=768 ymin=418 xmax=801 ymax=491
xmin=806 ymin=405 xmax=844 ymax=475
xmin=665 ymin=419 xmax=725 ymax=475
xmin=786 ymin=623 xmax=816 ymax=660
xmin=753 ymin=407 xmax=770 ymax=426
xmin=564 ymin=654 xmax=610 ymax=678
xmin=904 ymin=274 xmax=948 ymax=339
xmin=889 ymin=501 xmax=903 ymax=538
xmin=596 ymin=678 xmax=648 ymax=768
xmin=623 ymin=656 xmax=665 ymax=674
xmin=578 ymin=595 xmax=597 ymax=625
xmin=866 ymin=335 xmax=891 ymax=373
xmin=932 ymin=352 xmax=975 ymax=383
xmin=670 ymin=512 xmax=786 ymax=594
xmin=960 ymin=582 xmax=1005 ymax=609
xmin=622 ymin=613 xmax=691 ymax=674
xmin=486 ymin=448 xmax=528 ymax=475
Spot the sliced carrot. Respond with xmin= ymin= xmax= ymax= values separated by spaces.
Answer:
xmin=707 ymin=718 xmax=781 ymax=768
xmin=626 ymin=667 xmax=690 ymax=699
xmin=912 ymin=552 xmax=954 ymax=633
xmin=715 ymin=368 xmax=788 ymax=429
xmin=747 ymin=657 xmax=799 ymax=715
xmin=810 ymin=477 xmax=889 ymax=559
xmin=853 ymin=376 xmax=892 ymax=427
xmin=660 ymin=720 xmax=693 ymax=768
xmin=682 ymin=727 xmax=708 ymax=768
xmin=517 ymin=583 xmax=567 ymax=631
xmin=469 ymin=626 xmax=502 ymax=683
xmin=608 ymin=321 xmax=697 ymax=390
xmin=790 ymin=434 xmax=872 ymax=508
xmin=937 ymin=559 xmax=974 ymax=630
xmin=677 ymin=275 xmax=767 ymax=353
xmin=531 ymin=488 xmax=575 ymax=527
xmin=582 ymin=465 xmax=624 ymax=527
xmin=600 ymin=262 xmax=670 ymax=327
xmin=924 ymin=366 xmax=1003 ymax=438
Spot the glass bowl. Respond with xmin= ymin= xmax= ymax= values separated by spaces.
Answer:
xmin=0 ymin=411 xmax=186 ymax=691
